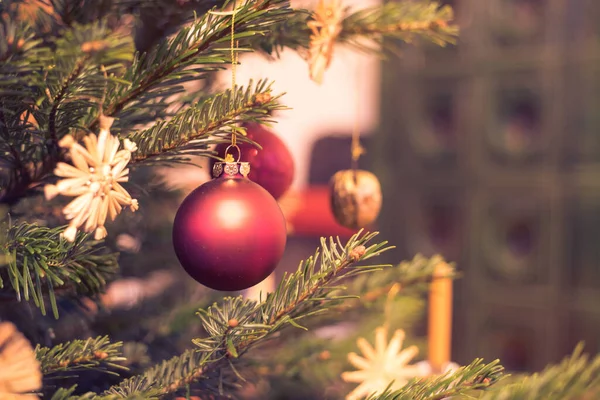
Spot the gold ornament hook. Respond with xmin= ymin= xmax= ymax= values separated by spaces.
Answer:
xmin=225 ymin=144 xmax=241 ymax=163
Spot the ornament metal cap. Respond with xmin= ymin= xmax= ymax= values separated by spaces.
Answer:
xmin=212 ymin=161 xmax=250 ymax=178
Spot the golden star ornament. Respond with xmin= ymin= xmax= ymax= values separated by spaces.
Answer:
xmin=45 ymin=115 xmax=139 ymax=242
xmin=307 ymin=0 xmax=345 ymax=84
xmin=341 ymin=326 xmax=422 ymax=400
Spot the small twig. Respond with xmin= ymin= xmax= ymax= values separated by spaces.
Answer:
xmin=41 ymin=351 xmax=111 ymax=375
xmin=155 ymin=242 xmax=369 ymax=396
xmin=130 ymin=97 xmax=272 ymax=163
xmin=87 ymin=2 xmax=272 ymax=132
xmin=49 ymin=56 xmax=90 ymax=140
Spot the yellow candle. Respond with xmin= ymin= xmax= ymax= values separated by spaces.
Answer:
xmin=428 ymin=262 xmax=453 ymax=373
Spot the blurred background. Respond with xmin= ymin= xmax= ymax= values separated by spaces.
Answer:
xmin=375 ymin=0 xmax=600 ymax=372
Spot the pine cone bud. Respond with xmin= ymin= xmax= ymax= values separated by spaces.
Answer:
xmin=228 ymin=318 xmax=239 ymax=328
xmin=349 ymin=245 xmax=367 ymax=262
xmin=94 ymin=351 xmax=108 ymax=360
xmin=81 ymin=40 xmax=109 ymax=54
xmin=253 ymin=92 xmax=272 ymax=105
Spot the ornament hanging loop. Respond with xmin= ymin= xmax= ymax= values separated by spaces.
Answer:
xmin=225 ymin=144 xmax=241 ymax=163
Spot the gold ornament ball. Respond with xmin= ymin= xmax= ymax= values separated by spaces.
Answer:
xmin=329 ymin=169 xmax=382 ymax=229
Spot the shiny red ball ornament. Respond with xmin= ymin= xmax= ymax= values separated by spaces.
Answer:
xmin=210 ymin=123 xmax=294 ymax=199
xmin=172 ymin=161 xmax=287 ymax=291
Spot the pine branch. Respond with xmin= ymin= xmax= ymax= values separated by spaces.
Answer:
xmin=0 ymin=222 xmax=119 ymax=318
xmin=0 ymin=21 xmax=133 ymax=205
xmin=48 ymin=55 xmax=92 ymax=141
xmin=370 ymin=345 xmax=600 ymax=400
xmin=367 ymin=359 xmax=505 ymax=400
xmin=89 ymin=0 xmax=294 ymax=131
xmin=0 ymin=8 xmax=52 ymax=76
xmin=252 ymin=1 xmax=458 ymax=56
xmin=352 ymin=254 xmax=457 ymax=304
xmin=478 ymin=344 xmax=600 ymax=400
xmin=128 ymin=80 xmax=285 ymax=165
xmin=37 ymin=336 xmax=126 ymax=376
xmin=101 ymin=231 xmax=392 ymax=398
xmin=1 ymin=1 xmax=292 ymax=205
xmin=45 ymin=21 xmax=134 ymax=136
xmin=340 ymin=1 xmax=458 ymax=50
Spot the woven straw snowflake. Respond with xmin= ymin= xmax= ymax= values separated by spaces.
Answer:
xmin=0 ymin=322 xmax=42 ymax=399
xmin=307 ymin=0 xmax=344 ymax=84
xmin=45 ymin=115 xmax=139 ymax=242
xmin=341 ymin=326 xmax=422 ymax=400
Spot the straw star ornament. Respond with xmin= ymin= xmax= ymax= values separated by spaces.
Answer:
xmin=307 ymin=0 xmax=345 ymax=84
xmin=341 ymin=326 xmax=422 ymax=400
xmin=45 ymin=115 xmax=139 ymax=242
xmin=0 ymin=322 xmax=42 ymax=399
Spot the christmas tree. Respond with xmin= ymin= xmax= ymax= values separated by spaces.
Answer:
xmin=1 ymin=0 xmax=599 ymax=399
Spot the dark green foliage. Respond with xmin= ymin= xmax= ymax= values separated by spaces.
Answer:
xmin=128 ymin=79 xmax=285 ymax=165
xmin=0 ymin=222 xmax=118 ymax=317
xmin=478 ymin=344 xmax=600 ymax=400
xmin=98 ymin=0 xmax=294 ymax=130
xmin=367 ymin=358 xmax=505 ymax=400
xmin=369 ymin=344 xmax=600 ymax=400
xmin=38 ymin=335 xmax=126 ymax=376
xmin=101 ymin=231 xmax=391 ymax=398
xmin=341 ymin=1 xmax=458 ymax=53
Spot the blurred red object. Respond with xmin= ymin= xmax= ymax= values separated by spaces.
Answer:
xmin=211 ymin=123 xmax=295 ymax=200
xmin=279 ymin=185 xmax=358 ymax=238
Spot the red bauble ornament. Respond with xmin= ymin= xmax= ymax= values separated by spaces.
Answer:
xmin=210 ymin=123 xmax=294 ymax=199
xmin=172 ymin=161 xmax=287 ymax=291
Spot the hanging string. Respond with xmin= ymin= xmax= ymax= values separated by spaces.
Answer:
xmin=351 ymin=63 xmax=365 ymax=181
xmin=230 ymin=1 xmax=238 ymax=149
xmin=208 ymin=2 xmax=241 ymax=162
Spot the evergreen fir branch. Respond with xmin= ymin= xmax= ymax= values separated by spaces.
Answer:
xmin=0 ymin=16 xmax=53 ymax=123
xmin=478 ymin=344 xmax=600 ymax=400
xmin=262 ymin=232 xmax=391 ymax=325
xmin=351 ymin=254 xmax=456 ymax=304
xmin=102 ymin=349 xmax=211 ymax=398
xmin=340 ymin=1 xmax=458 ymax=51
xmin=367 ymin=359 xmax=504 ymax=400
xmin=37 ymin=336 xmax=126 ymax=376
xmin=369 ymin=345 xmax=600 ymax=400
xmin=0 ymin=21 xmax=133 ymax=205
xmin=102 ymin=231 xmax=392 ymax=398
xmin=251 ymin=10 xmax=311 ymax=55
xmin=0 ymin=222 xmax=118 ymax=318
xmin=253 ymin=1 xmax=457 ymax=57
xmin=90 ymin=0 xmax=294 ymax=131
xmin=45 ymin=21 xmax=134 ymax=138
xmin=48 ymin=55 xmax=92 ymax=140
xmin=0 ymin=18 xmax=45 ymax=69
xmin=128 ymin=80 xmax=284 ymax=164
xmin=50 ymin=386 xmax=80 ymax=400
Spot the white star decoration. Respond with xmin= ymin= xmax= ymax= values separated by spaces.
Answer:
xmin=341 ymin=326 xmax=422 ymax=400
xmin=0 ymin=322 xmax=42 ymax=399
xmin=45 ymin=115 xmax=139 ymax=242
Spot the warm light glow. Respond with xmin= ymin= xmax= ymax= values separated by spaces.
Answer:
xmin=216 ymin=199 xmax=249 ymax=229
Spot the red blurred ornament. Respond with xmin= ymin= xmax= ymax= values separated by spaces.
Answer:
xmin=210 ymin=123 xmax=294 ymax=199
xmin=172 ymin=160 xmax=287 ymax=291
